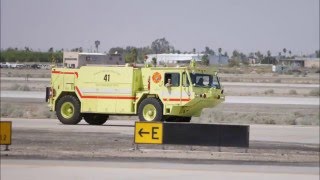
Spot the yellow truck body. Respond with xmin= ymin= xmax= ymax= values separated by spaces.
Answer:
xmin=46 ymin=63 xmax=224 ymax=125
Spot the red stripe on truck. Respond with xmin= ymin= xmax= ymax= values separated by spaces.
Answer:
xmin=52 ymin=70 xmax=78 ymax=78
xmin=75 ymin=86 xmax=137 ymax=100
xmin=163 ymin=98 xmax=190 ymax=102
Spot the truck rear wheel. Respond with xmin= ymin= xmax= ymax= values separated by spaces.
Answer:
xmin=83 ymin=114 xmax=109 ymax=125
xmin=138 ymin=98 xmax=163 ymax=122
xmin=56 ymin=95 xmax=82 ymax=125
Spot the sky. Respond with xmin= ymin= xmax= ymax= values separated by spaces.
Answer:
xmin=1 ymin=0 xmax=319 ymax=55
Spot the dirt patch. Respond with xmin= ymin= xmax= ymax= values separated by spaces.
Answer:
xmin=193 ymin=103 xmax=320 ymax=126
xmin=1 ymin=100 xmax=56 ymax=119
xmin=220 ymin=73 xmax=320 ymax=84
xmin=1 ymin=69 xmax=51 ymax=78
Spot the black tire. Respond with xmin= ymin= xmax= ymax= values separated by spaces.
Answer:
xmin=83 ymin=114 xmax=109 ymax=125
xmin=138 ymin=98 xmax=163 ymax=122
xmin=56 ymin=95 xmax=82 ymax=125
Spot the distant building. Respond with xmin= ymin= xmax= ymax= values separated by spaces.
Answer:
xmin=146 ymin=53 xmax=229 ymax=65
xmin=208 ymin=55 xmax=229 ymax=65
xmin=63 ymin=52 xmax=124 ymax=68
xmin=146 ymin=54 xmax=203 ymax=65
xmin=300 ymin=58 xmax=319 ymax=68
xmin=248 ymin=56 xmax=258 ymax=64
xmin=279 ymin=57 xmax=319 ymax=68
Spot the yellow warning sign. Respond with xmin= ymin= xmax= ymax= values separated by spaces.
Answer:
xmin=134 ymin=122 xmax=163 ymax=144
xmin=0 ymin=121 xmax=12 ymax=145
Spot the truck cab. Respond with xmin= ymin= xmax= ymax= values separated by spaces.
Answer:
xmin=144 ymin=65 xmax=224 ymax=122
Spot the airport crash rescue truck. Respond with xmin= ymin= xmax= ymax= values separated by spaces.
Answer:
xmin=46 ymin=63 xmax=225 ymax=125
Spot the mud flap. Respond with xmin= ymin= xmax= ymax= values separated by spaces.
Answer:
xmin=45 ymin=87 xmax=50 ymax=102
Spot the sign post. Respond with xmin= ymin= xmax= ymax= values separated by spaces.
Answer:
xmin=0 ymin=121 xmax=12 ymax=151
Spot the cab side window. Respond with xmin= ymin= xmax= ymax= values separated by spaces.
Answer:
xmin=164 ymin=73 xmax=180 ymax=87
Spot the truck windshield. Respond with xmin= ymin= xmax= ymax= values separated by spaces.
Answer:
xmin=189 ymin=73 xmax=220 ymax=89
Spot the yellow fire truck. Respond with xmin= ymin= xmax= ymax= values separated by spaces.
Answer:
xmin=46 ymin=62 xmax=224 ymax=125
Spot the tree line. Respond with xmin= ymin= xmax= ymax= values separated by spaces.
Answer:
xmin=0 ymin=38 xmax=228 ymax=64
xmin=0 ymin=47 xmax=63 ymax=63
xmin=1 ymin=38 xmax=319 ymax=65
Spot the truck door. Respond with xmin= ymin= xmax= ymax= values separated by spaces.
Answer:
xmin=182 ymin=72 xmax=191 ymax=102
xmin=162 ymin=72 xmax=182 ymax=104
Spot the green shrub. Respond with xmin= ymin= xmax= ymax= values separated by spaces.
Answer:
xmin=1 ymin=104 xmax=14 ymax=117
xmin=264 ymin=89 xmax=274 ymax=94
xmin=289 ymin=89 xmax=298 ymax=95
xmin=273 ymin=79 xmax=281 ymax=83
xmin=228 ymin=59 xmax=240 ymax=67
xmin=265 ymin=119 xmax=276 ymax=124
xmin=25 ymin=74 xmax=32 ymax=78
xmin=309 ymin=89 xmax=320 ymax=96
xmin=9 ymin=83 xmax=20 ymax=90
xmin=285 ymin=119 xmax=297 ymax=125
xmin=42 ymin=109 xmax=56 ymax=118
xmin=11 ymin=109 xmax=24 ymax=118
xmin=8 ymin=83 xmax=30 ymax=91
xmin=19 ymin=84 xmax=31 ymax=91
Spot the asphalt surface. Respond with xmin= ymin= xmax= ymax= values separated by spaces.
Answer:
xmin=2 ymin=159 xmax=319 ymax=180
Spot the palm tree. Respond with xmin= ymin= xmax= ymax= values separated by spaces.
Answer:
xmin=288 ymin=50 xmax=292 ymax=58
xmin=218 ymin=48 xmax=222 ymax=64
xmin=95 ymin=40 xmax=100 ymax=52
xmin=152 ymin=57 xmax=157 ymax=67
xmin=267 ymin=50 xmax=271 ymax=57
xmin=316 ymin=50 xmax=320 ymax=58
xmin=218 ymin=48 xmax=222 ymax=55
xmin=283 ymin=48 xmax=287 ymax=58
xmin=132 ymin=48 xmax=137 ymax=64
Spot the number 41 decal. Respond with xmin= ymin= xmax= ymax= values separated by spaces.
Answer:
xmin=104 ymin=74 xmax=110 ymax=81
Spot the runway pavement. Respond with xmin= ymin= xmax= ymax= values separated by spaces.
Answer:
xmin=2 ymin=159 xmax=319 ymax=180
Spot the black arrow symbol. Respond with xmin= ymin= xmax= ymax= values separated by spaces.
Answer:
xmin=139 ymin=128 xmax=150 ymax=137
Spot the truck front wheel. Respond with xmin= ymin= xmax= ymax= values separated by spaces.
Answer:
xmin=56 ymin=95 xmax=82 ymax=125
xmin=83 ymin=114 xmax=109 ymax=125
xmin=138 ymin=98 xmax=163 ymax=122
